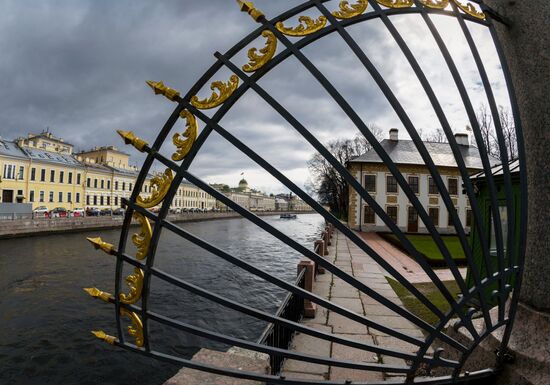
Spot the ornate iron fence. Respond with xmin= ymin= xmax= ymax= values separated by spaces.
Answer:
xmin=84 ymin=1 xmax=526 ymax=383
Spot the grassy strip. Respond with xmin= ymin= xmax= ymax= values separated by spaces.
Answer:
xmin=380 ymin=233 xmax=467 ymax=267
xmin=386 ymin=277 xmax=461 ymax=326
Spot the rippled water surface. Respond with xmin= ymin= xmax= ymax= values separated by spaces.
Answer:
xmin=0 ymin=214 xmax=323 ymax=385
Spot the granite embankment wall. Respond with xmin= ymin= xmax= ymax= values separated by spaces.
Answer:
xmin=0 ymin=211 xmax=310 ymax=239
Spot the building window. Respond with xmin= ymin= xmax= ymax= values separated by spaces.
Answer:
xmin=386 ymin=206 xmax=398 ymax=223
xmin=100 ymin=180 xmax=104 ymax=189
xmin=76 ymin=193 xmax=80 ymax=203
xmin=50 ymin=170 xmax=55 ymax=183
xmin=107 ymin=196 xmax=110 ymax=206
xmin=30 ymin=168 xmax=36 ymax=181
xmin=429 ymin=207 xmax=439 ymax=226
xmin=18 ymin=166 xmax=24 ymax=180
xmin=129 ymin=183 xmax=133 ymax=191
xmin=77 ymin=173 xmax=81 ymax=185
xmin=466 ymin=209 xmax=472 ymax=227
xmin=87 ymin=178 xmax=91 ymax=188
xmin=40 ymin=191 xmax=45 ymax=202
xmin=40 ymin=169 xmax=46 ymax=182
xmin=428 ymin=177 xmax=438 ymax=195
xmin=94 ymin=179 xmax=98 ymax=188
xmin=68 ymin=172 xmax=73 ymax=184
xmin=122 ymin=182 xmax=126 ymax=191
xmin=364 ymin=175 xmax=376 ymax=193
xmin=86 ymin=195 xmax=90 ymax=205
xmin=115 ymin=181 xmax=119 ymax=190
xmin=107 ymin=180 xmax=111 ymax=190
xmin=2 ymin=164 xmax=16 ymax=179
xmin=386 ymin=175 xmax=398 ymax=194
xmin=363 ymin=205 xmax=376 ymax=224
xmin=448 ymin=178 xmax=458 ymax=195
xmin=49 ymin=191 xmax=54 ymax=202
xmin=100 ymin=196 xmax=104 ymax=205
xmin=58 ymin=192 xmax=63 ymax=202
xmin=115 ymin=196 xmax=118 ymax=206
xmin=93 ymin=196 xmax=97 ymax=205
xmin=408 ymin=176 xmax=419 ymax=194
xmin=30 ymin=191 xmax=35 ymax=202
xmin=59 ymin=171 xmax=64 ymax=184
xmin=67 ymin=192 xmax=72 ymax=203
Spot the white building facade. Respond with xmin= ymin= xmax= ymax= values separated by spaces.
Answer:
xmin=347 ymin=129 xmax=499 ymax=234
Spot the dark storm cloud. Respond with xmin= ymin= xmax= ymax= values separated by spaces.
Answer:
xmin=0 ymin=1 xmax=508 ymax=191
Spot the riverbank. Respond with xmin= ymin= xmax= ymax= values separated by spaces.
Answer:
xmin=0 ymin=211 xmax=314 ymax=239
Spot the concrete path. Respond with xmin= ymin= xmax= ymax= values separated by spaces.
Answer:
xmin=281 ymin=230 xmax=427 ymax=382
xmin=359 ymin=232 xmax=467 ymax=284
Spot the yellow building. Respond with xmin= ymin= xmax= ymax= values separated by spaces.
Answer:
xmin=1 ymin=130 xmax=222 ymax=213
xmin=1 ymin=132 xmax=86 ymax=210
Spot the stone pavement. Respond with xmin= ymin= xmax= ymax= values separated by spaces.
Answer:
xmin=281 ymin=230 xmax=426 ymax=382
xmin=360 ymin=232 xmax=467 ymax=284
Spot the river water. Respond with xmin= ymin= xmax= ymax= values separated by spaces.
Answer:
xmin=0 ymin=214 xmax=324 ymax=385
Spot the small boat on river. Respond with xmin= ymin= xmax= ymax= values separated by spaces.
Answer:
xmin=280 ymin=213 xmax=297 ymax=219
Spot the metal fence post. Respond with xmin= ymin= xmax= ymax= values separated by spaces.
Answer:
xmin=314 ymin=239 xmax=325 ymax=274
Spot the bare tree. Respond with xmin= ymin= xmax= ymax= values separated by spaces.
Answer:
xmin=308 ymin=127 xmax=382 ymax=219
xmin=476 ymin=103 xmax=518 ymax=160
xmin=423 ymin=128 xmax=447 ymax=143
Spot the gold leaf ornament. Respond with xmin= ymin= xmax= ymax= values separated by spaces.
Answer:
xmin=242 ymin=30 xmax=278 ymax=73
xmin=451 ymin=0 xmax=485 ymax=19
xmin=121 ymin=308 xmax=144 ymax=347
xmin=376 ymin=0 xmax=414 ymax=8
xmin=332 ymin=0 xmax=369 ymax=20
xmin=190 ymin=75 xmax=239 ymax=110
xmin=132 ymin=212 xmax=152 ymax=260
xmin=275 ymin=15 xmax=327 ymax=37
xmin=146 ymin=80 xmax=181 ymax=102
xmin=136 ymin=169 xmax=173 ymax=209
xmin=86 ymin=237 xmax=116 ymax=255
xmin=418 ymin=0 xmax=449 ymax=9
xmin=117 ymin=130 xmax=148 ymax=152
xmin=236 ymin=0 xmax=264 ymax=22
xmin=119 ymin=268 xmax=144 ymax=305
xmin=172 ymin=110 xmax=198 ymax=161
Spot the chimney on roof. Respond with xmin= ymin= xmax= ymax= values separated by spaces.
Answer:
xmin=455 ymin=133 xmax=469 ymax=146
xmin=389 ymin=128 xmax=399 ymax=141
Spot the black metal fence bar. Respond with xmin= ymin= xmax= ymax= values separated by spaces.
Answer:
xmin=97 ymin=1 xmax=526 ymax=383
xmin=259 ymin=12 xmax=472 ymax=313
xmin=483 ymin=6 xmax=528 ymax=364
xmin=212 ymin=49 xmax=475 ymax=336
xmin=413 ymin=0 xmax=495 ymax=305
xmin=452 ymin=2 xmax=515 ymax=325
xmin=117 ymin=341 xmax=498 ymax=385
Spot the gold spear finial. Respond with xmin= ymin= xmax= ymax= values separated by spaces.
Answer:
xmin=83 ymin=287 xmax=113 ymax=303
xmin=146 ymin=80 xmax=181 ymax=102
xmin=91 ymin=330 xmax=117 ymax=345
xmin=236 ymin=0 xmax=265 ymax=22
xmin=116 ymin=130 xmax=148 ymax=152
xmin=86 ymin=237 xmax=116 ymax=255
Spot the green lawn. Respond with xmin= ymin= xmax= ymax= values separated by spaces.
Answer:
xmin=381 ymin=233 xmax=466 ymax=266
xmin=386 ymin=278 xmax=461 ymax=326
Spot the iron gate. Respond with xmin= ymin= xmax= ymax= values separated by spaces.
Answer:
xmin=84 ymin=0 xmax=526 ymax=383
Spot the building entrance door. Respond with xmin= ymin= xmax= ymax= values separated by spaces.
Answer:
xmin=407 ymin=206 xmax=418 ymax=233
xmin=2 ymin=189 xmax=14 ymax=203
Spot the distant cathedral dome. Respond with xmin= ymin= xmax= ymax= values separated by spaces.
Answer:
xmin=239 ymin=178 xmax=248 ymax=187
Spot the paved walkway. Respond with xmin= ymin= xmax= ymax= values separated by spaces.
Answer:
xmin=360 ymin=232 xmax=467 ymax=284
xmin=281 ymin=230 xmax=426 ymax=382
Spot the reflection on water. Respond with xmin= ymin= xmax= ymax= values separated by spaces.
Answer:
xmin=0 ymin=214 xmax=323 ymax=385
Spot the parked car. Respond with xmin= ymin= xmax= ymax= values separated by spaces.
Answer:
xmin=100 ymin=208 xmax=112 ymax=216
xmin=170 ymin=208 xmax=181 ymax=214
xmin=33 ymin=206 xmax=49 ymax=218
xmin=49 ymin=207 xmax=68 ymax=218
xmin=86 ymin=207 xmax=100 ymax=217
xmin=113 ymin=207 xmax=125 ymax=216
xmin=72 ymin=208 xmax=85 ymax=217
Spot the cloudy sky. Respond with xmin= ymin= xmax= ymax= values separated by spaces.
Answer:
xmin=0 ymin=0 xmax=511 ymax=194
